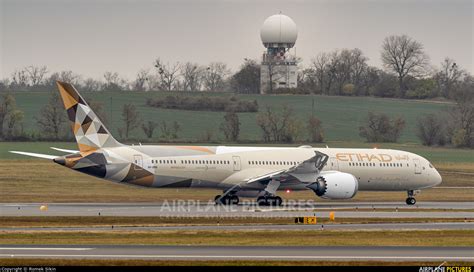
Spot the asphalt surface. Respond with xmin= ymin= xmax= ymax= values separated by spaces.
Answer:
xmin=1 ymin=245 xmax=472 ymax=261
xmin=1 ymin=202 xmax=473 ymax=218
xmin=1 ymin=222 xmax=473 ymax=232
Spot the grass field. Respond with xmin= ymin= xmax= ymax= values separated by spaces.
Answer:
xmin=0 ymin=159 xmax=472 ymax=203
xmin=1 ymin=229 xmax=472 ymax=247
xmin=10 ymin=90 xmax=454 ymax=143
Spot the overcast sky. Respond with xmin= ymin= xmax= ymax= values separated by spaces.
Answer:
xmin=1 ymin=0 xmax=473 ymax=80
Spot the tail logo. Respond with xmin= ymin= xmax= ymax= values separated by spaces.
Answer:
xmin=56 ymin=81 xmax=120 ymax=152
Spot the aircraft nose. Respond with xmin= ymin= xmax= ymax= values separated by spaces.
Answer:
xmin=53 ymin=156 xmax=66 ymax=166
xmin=432 ymin=168 xmax=442 ymax=186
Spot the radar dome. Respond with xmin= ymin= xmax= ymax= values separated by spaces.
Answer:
xmin=260 ymin=14 xmax=298 ymax=48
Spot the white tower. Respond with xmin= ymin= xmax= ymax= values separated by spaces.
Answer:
xmin=260 ymin=13 xmax=298 ymax=94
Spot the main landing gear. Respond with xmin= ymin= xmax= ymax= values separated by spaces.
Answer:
xmin=214 ymin=194 xmax=239 ymax=205
xmin=406 ymin=190 xmax=417 ymax=205
xmin=257 ymin=195 xmax=283 ymax=206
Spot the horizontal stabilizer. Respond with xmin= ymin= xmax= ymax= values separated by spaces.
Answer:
xmin=9 ymin=151 xmax=58 ymax=160
xmin=50 ymin=147 xmax=78 ymax=154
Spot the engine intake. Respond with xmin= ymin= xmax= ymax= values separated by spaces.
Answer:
xmin=308 ymin=172 xmax=358 ymax=199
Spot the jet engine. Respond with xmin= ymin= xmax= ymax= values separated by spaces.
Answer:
xmin=307 ymin=172 xmax=358 ymax=199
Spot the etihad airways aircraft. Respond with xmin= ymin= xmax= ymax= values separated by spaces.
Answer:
xmin=10 ymin=82 xmax=442 ymax=206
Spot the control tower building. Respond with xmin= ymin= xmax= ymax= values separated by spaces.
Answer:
xmin=260 ymin=14 xmax=298 ymax=94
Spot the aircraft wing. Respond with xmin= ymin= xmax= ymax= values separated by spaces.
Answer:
xmin=245 ymin=151 xmax=329 ymax=186
xmin=9 ymin=151 xmax=58 ymax=160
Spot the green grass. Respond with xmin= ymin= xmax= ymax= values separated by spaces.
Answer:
xmin=10 ymin=90 xmax=453 ymax=143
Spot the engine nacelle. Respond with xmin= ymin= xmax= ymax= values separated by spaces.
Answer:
xmin=308 ymin=172 xmax=358 ymax=199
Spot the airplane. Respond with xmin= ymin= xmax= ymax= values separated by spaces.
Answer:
xmin=10 ymin=81 xmax=442 ymax=206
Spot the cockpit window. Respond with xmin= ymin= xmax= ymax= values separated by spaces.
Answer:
xmin=429 ymin=164 xmax=433 ymax=168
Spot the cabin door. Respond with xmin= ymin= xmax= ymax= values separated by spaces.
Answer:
xmin=413 ymin=158 xmax=421 ymax=174
xmin=133 ymin=155 xmax=143 ymax=170
xmin=232 ymin=156 xmax=241 ymax=171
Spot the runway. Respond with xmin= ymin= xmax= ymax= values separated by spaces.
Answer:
xmin=1 ymin=202 xmax=473 ymax=218
xmin=1 ymin=245 xmax=473 ymax=261
xmin=1 ymin=222 xmax=473 ymax=232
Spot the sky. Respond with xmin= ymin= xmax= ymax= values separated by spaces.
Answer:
xmin=1 ymin=0 xmax=473 ymax=80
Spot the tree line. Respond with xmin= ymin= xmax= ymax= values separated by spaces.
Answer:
xmin=1 ymin=35 xmax=472 ymax=101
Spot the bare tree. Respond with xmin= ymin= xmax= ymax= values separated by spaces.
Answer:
xmin=142 ymin=120 xmax=157 ymax=138
xmin=181 ymin=62 xmax=203 ymax=91
xmin=381 ymin=35 xmax=429 ymax=97
xmin=0 ymin=93 xmax=17 ymax=138
xmin=203 ymin=62 xmax=229 ymax=92
xmin=159 ymin=120 xmax=180 ymax=140
xmin=307 ymin=116 xmax=324 ymax=143
xmin=134 ymin=69 xmax=149 ymax=91
xmin=435 ymin=58 xmax=465 ymax=98
xmin=256 ymin=105 xmax=295 ymax=142
xmin=47 ymin=70 xmax=81 ymax=87
xmin=82 ymin=78 xmax=103 ymax=91
xmin=25 ymin=66 xmax=49 ymax=86
xmin=359 ymin=111 xmax=406 ymax=142
xmin=449 ymin=77 xmax=474 ymax=147
xmin=3 ymin=110 xmax=24 ymax=139
xmin=154 ymin=58 xmax=181 ymax=91
xmin=36 ymin=91 xmax=68 ymax=139
xmin=220 ymin=111 xmax=240 ymax=141
xmin=416 ymin=114 xmax=444 ymax=146
xmin=11 ymin=69 xmax=29 ymax=87
xmin=103 ymin=72 xmax=125 ymax=91
xmin=120 ymin=103 xmax=141 ymax=139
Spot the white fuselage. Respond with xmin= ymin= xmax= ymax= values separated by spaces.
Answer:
xmin=104 ymin=145 xmax=442 ymax=192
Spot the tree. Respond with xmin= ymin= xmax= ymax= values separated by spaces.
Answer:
xmin=449 ymin=77 xmax=474 ymax=147
xmin=181 ymin=62 xmax=203 ymax=91
xmin=381 ymin=35 xmax=429 ymax=97
xmin=0 ymin=93 xmax=25 ymax=139
xmin=307 ymin=116 xmax=324 ymax=143
xmin=0 ymin=93 xmax=16 ymax=138
xmin=36 ymin=91 xmax=68 ymax=139
xmin=159 ymin=120 xmax=180 ymax=140
xmin=359 ymin=111 xmax=405 ymax=142
xmin=142 ymin=120 xmax=158 ymax=138
xmin=104 ymin=72 xmax=127 ymax=91
xmin=220 ymin=111 xmax=240 ymax=141
xmin=256 ymin=105 xmax=295 ymax=142
xmin=416 ymin=114 xmax=444 ymax=146
xmin=203 ymin=62 xmax=229 ymax=92
xmin=134 ymin=69 xmax=149 ymax=91
xmin=120 ymin=103 xmax=141 ymax=139
xmin=153 ymin=58 xmax=181 ymax=91
xmin=434 ymin=58 xmax=465 ymax=98
xmin=82 ymin=78 xmax=103 ymax=91
xmin=25 ymin=66 xmax=48 ymax=86
xmin=3 ymin=109 xmax=24 ymax=139
xmin=230 ymin=59 xmax=260 ymax=94
xmin=46 ymin=70 xmax=81 ymax=88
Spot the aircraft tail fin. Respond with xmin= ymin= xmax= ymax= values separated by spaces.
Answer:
xmin=56 ymin=81 xmax=121 ymax=152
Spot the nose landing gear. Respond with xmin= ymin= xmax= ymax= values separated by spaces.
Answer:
xmin=406 ymin=190 xmax=418 ymax=205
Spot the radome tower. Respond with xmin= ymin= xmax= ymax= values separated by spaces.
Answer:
xmin=260 ymin=13 xmax=298 ymax=94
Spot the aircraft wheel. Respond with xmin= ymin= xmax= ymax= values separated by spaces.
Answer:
xmin=406 ymin=197 xmax=416 ymax=205
xmin=231 ymin=195 xmax=239 ymax=205
xmin=214 ymin=195 xmax=222 ymax=205
xmin=257 ymin=196 xmax=267 ymax=206
xmin=274 ymin=196 xmax=283 ymax=206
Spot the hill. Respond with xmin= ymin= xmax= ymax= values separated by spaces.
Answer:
xmin=9 ymin=90 xmax=453 ymax=143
